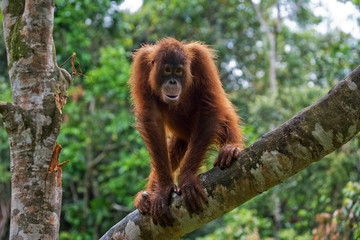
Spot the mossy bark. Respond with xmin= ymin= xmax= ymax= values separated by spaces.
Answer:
xmin=0 ymin=0 xmax=71 ymax=239
xmin=100 ymin=66 xmax=360 ymax=240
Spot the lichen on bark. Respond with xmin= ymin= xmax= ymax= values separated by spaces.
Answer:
xmin=6 ymin=17 xmax=31 ymax=69
xmin=8 ymin=0 xmax=25 ymax=16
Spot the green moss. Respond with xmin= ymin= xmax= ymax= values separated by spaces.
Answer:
xmin=8 ymin=0 xmax=25 ymax=16
xmin=6 ymin=17 xmax=31 ymax=69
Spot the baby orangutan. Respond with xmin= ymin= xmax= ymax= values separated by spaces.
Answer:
xmin=130 ymin=38 xmax=243 ymax=227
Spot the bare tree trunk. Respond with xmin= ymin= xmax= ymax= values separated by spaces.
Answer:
xmin=250 ymin=0 xmax=278 ymax=95
xmin=100 ymin=65 xmax=360 ymax=239
xmin=0 ymin=1 xmax=71 ymax=239
xmin=269 ymin=33 xmax=277 ymax=94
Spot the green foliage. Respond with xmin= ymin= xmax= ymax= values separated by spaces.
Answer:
xmin=278 ymin=228 xmax=312 ymax=240
xmin=0 ymin=75 xmax=11 ymax=103
xmin=195 ymin=208 xmax=271 ymax=240
xmin=312 ymin=181 xmax=360 ymax=239
xmin=0 ymin=81 xmax=10 ymax=239
xmin=57 ymin=45 xmax=149 ymax=238
xmin=130 ymin=0 xmax=266 ymax=92
xmin=279 ymin=29 xmax=360 ymax=88
xmin=342 ymin=182 xmax=360 ymax=234
xmin=54 ymin=0 xmax=133 ymax=72
xmin=0 ymin=19 xmax=8 ymax=78
xmin=248 ymin=85 xmax=328 ymax=136
xmin=0 ymin=123 xmax=10 ymax=182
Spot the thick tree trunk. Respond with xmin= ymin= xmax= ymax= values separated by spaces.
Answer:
xmin=0 ymin=1 xmax=71 ymax=239
xmin=100 ymin=66 xmax=360 ymax=240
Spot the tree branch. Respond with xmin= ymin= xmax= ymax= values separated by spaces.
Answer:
xmin=90 ymin=143 xmax=119 ymax=168
xmin=100 ymin=65 xmax=360 ymax=239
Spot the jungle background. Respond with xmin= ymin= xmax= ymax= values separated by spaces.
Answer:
xmin=1 ymin=0 xmax=360 ymax=239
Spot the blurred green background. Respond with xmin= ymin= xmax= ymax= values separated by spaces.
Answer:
xmin=1 ymin=0 xmax=360 ymax=239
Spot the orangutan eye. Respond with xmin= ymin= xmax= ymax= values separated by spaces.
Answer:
xmin=164 ymin=67 xmax=171 ymax=75
xmin=175 ymin=67 xmax=183 ymax=76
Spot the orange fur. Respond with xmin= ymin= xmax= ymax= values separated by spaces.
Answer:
xmin=130 ymin=38 xmax=243 ymax=226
